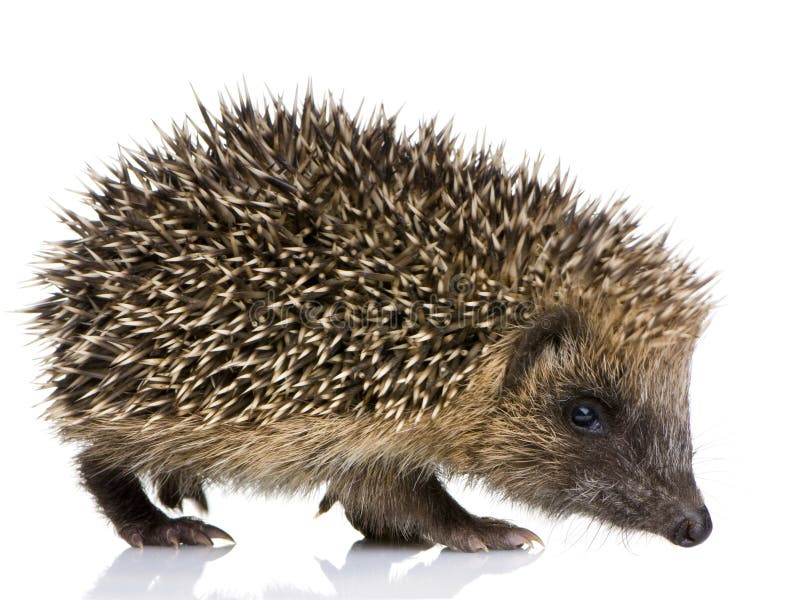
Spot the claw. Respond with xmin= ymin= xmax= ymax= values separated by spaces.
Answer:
xmin=438 ymin=518 xmax=544 ymax=552
xmin=523 ymin=530 xmax=544 ymax=549
xmin=506 ymin=527 xmax=544 ymax=549
xmin=202 ymin=524 xmax=235 ymax=544
xmin=118 ymin=516 xmax=234 ymax=548
xmin=165 ymin=529 xmax=180 ymax=548
xmin=192 ymin=530 xmax=213 ymax=547
xmin=464 ymin=534 xmax=489 ymax=553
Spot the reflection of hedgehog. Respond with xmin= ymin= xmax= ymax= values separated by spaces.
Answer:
xmin=30 ymin=88 xmax=715 ymax=551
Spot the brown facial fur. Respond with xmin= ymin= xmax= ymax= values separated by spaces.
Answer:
xmin=476 ymin=307 xmax=705 ymax=541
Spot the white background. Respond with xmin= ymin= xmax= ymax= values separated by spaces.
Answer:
xmin=1 ymin=1 xmax=798 ymax=598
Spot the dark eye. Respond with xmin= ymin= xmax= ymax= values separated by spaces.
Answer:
xmin=569 ymin=402 xmax=606 ymax=434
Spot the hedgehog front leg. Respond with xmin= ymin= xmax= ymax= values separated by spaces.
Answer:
xmin=156 ymin=471 xmax=209 ymax=514
xmin=320 ymin=466 xmax=541 ymax=552
xmin=77 ymin=451 xmax=232 ymax=547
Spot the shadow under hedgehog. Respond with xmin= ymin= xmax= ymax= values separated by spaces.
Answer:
xmin=30 ymin=88 xmax=715 ymax=551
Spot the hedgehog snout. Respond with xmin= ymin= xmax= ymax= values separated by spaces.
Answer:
xmin=668 ymin=505 xmax=712 ymax=547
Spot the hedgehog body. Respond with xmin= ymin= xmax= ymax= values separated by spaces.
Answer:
xmin=31 ymin=89 xmax=715 ymax=550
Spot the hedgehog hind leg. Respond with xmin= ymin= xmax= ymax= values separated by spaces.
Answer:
xmin=322 ymin=466 xmax=542 ymax=552
xmin=77 ymin=450 xmax=231 ymax=547
xmin=156 ymin=472 xmax=209 ymax=514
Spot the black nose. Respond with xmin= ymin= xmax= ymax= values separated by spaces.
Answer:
xmin=670 ymin=505 xmax=712 ymax=547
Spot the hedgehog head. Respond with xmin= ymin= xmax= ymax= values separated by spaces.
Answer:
xmin=475 ymin=223 xmax=715 ymax=547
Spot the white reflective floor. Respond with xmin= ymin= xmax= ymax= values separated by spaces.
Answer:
xmin=86 ymin=541 xmax=542 ymax=600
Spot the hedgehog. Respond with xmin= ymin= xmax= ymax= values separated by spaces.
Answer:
xmin=29 ymin=87 xmax=715 ymax=552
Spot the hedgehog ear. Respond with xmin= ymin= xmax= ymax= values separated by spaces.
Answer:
xmin=503 ymin=308 xmax=580 ymax=391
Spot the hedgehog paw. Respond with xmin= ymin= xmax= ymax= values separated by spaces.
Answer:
xmin=120 ymin=516 xmax=235 ymax=548
xmin=437 ymin=517 xmax=543 ymax=552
